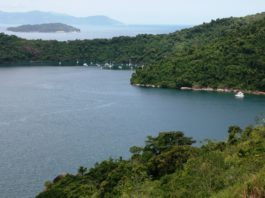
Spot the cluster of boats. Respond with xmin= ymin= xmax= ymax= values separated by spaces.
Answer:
xmin=59 ymin=60 xmax=246 ymax=99
xmin=82 ymin=61 xmax=140 ymax=70
xmin=57 ymin=60 xmax=144 ymax=71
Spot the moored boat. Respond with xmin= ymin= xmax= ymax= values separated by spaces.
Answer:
xmin=235 ymin=91 xmax=244 ymax=98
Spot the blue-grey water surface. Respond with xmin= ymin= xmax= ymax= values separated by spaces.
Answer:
xmin=0 ymin=66 xmax=264 ymax=198
xmin=0 ymin=25 xmax=187 ymax=41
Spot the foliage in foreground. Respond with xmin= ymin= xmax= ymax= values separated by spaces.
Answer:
xmin=37 ymin=124 xmax=265 ymax=198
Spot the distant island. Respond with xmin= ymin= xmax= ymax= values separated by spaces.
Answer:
xmin=7 ymin=23 xmax=80 ymax=33
xmin=0 ymin=10 xmax=123 ymax=26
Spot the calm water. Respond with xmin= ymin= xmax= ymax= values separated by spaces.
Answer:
xmin=0 ymin=25 xmax=187 ymax=41
xmin=0 ymin=66 xmax=264 ymax=198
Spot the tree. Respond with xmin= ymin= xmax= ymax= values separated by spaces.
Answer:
xmin=228 ymin=125 xmax=242 ymax=144
xmin=147 ymin=145 xmax=198 ymax=178
xmin=144 ymin=131 xmax=195 ymax=155
xmin=130 ymin=146 xmax=143 ymax=160
xmin=78 ymin=166 xmax=87 ymax=176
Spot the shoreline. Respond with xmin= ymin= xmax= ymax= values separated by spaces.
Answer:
xmin=133 ymin=84 xmax=265 ymax=96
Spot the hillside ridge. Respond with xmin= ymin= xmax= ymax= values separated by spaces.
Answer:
xmin=0 ymin=12 xmax=264 ymax=91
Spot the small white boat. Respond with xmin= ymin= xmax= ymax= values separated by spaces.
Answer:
xmin=83 ymin=63 xmax=88 ymax=66
xmin=235 ymin=91 xmax=244 ymax=98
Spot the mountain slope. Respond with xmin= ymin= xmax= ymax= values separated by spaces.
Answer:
xmin=0 ymin=11 xmax=123 ymax=26
xmin=131 ymin=12 xmax=265 ymax=91
xmin=0 ymin=12 xmax=264 ymax=91
xmin=36 ymin=124 xmax=265 ymax=198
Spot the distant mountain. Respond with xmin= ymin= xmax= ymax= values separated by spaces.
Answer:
xmin=0 ymin=11 xmax=123 ymax=26
xmin=7 ymin=23 xmax=80 ymax=33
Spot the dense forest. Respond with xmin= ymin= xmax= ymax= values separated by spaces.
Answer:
xmin=131 ymin=12 xmax=265 ymax=91
xmin=37 ymin=121 xmax=265 ymax=198
xmin=0 ymin=32 xmax=169 ymax=65
xmin=0 ymin=13 xmax=265 ymax=91
xmin=1 ymin=12 xmax=264 ymax=90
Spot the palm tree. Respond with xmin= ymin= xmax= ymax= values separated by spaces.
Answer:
xmin=78 ymin=166 xmax=87 ymax=176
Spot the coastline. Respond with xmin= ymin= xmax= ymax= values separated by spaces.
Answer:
xmin=133 ymin=84 xmax=265 ymax=96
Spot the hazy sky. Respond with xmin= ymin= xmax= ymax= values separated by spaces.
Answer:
xmin=0 ymin=0 xmax=264 ymax=24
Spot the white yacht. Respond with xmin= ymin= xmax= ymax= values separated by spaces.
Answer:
xmin=83 ymin=63 xmax=88 ymax=66
xmin=235 ymin=91 xmax=244 ymax=98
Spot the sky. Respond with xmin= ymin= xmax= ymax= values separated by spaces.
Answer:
xmin=0 ymin=0 xmax=264 ymax=25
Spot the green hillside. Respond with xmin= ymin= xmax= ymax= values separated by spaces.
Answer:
xmin=0 ymin=12 xmax=264 ymax=91
xmin=0 ymin=32 xmax=169 ymax=65
xmin=37 ymin=123 xmax=265 ymax=198
xmin=131 ymin=12 xmax=265 ymax=91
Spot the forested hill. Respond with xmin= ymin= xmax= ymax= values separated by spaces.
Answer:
xmin=0 ymin=31 xmax=170 ymax=65
xmin=131 ymin=12 xmax=265 ymax=91
xmin=37 ymin=124 xmax=265 ymax=198
xmin=0 ymin=12 xmax=264 ymax=90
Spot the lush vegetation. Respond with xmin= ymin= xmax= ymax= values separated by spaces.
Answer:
xmin=0 ymin=32 xmax=169 ymax=65
xmin=131 ymin=12 xmax=265 ymax=91
xmin=7 ymin=23 xmax=80 ymax=33
xmin=37 ymin=121 xmax=265 ymax=198
xmin=0 ymin=12 xmax=264 ymax=90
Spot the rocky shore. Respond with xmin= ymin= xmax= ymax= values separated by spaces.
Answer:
xmin=134 ymin=84 xmax=161 ymax=88
xmin=180 ymin=87 xmax=265 ymax=96
xmin=133 ymin=84 xmax=265 ymax=96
